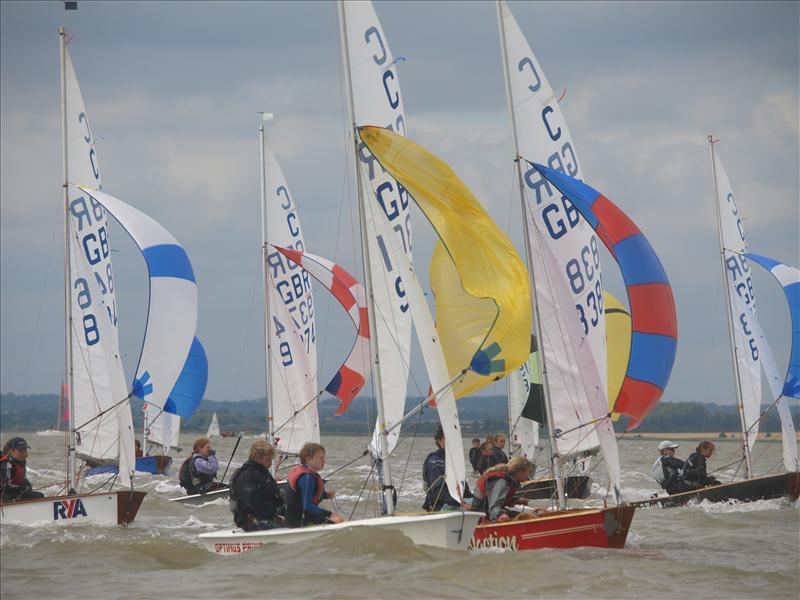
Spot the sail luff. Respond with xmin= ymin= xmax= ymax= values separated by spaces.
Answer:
xmin=337 ymin=0 xmax=395 ymax=515
xmin=259 ymin=117 xmax=275 ymax=448
xmin=60 ymin=27 xmax=77 ymax=492
xmin=708 ymin=137 xmax=754 ymax=478
xmin=496 ymin=0 xmax=565 ymax=507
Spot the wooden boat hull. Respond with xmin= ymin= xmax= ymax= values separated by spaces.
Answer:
xmin=517 ymin=475 xmax=592 ymax=500
xmin=170 ymin=483 xmax=230 ymax=506
xmin=470 ymin=505 xmax=635 ymax=551
xmin=85 ymin=455 xmax=173 ymax=476
xmin=630 ymin=471 xmax=800 ymax=508
xmin=0 ymin=490 xmax=146 ymax=526
xmin=198 ymin=510 xmax=484 ymax=555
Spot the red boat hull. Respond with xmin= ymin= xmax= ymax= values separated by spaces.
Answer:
xmin=470 ymin=505 xmax=635 ymax=551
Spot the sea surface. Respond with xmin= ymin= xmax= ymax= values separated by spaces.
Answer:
xmin=1 ymin=432 xmax=798 ymax=599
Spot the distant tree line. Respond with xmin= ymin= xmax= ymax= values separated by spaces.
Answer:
xmin=2 ymin=392 xmax=796 ymax=436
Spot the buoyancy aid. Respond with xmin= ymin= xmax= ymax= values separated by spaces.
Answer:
xmin=287 ymin=465 xmax=324 ymax=504
xmin=477 ymin=470 xmax=517 ymax=508
xmin=0 ymin=453 xmax=26 ymax=489
xmin=179 ymin=454 xmax=214 ymax=492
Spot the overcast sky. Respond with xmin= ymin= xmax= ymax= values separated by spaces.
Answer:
xmin=1 ymin=1 xmax=798 ymax=410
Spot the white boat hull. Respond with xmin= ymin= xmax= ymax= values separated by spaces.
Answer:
xmin=0 ymin=491 xmax=146 ymax=526
xmin=170 ymin=486 xmax=230 ymax=506
xmin=199 ymin=510 xmax=484 ymax=554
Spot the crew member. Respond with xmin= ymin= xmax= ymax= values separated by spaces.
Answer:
xmin=477 ymin=441 xmax=495 ymax=474
xmin=683 ymin=441 xmax=721 ymax=488
xmin=472 ymin=456 xmax=533 ymax=522
xmin=1 ymin=437 xmax=45 ymax=502
xmin=229 ymin=440 xmax=284 ymax=531
xmin=468 ymin=438 xmax=482 ymax=473
xmin=285 ymin=442 xmax=344 ymax=528
xmin=135 ymin=439 xmax=143 ymax=458
xmin=491 ymin=433 xmax=509 ymax=464
xmin=178 ymin=437 xmax=219 ymax=495
xmin=652 ymin=440 xmax=688 ymax=494
xmin=422 ymin=425 xmax=468 ymax=511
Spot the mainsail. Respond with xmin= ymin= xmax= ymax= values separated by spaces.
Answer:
xmin=532 ymin=164 xmax=678 ymax=431
xmin=341 ymin=0 xmax=412 ymax=457
xmin=711 ymin=147 xmax=761 ymax=454
xmin=65 ymin=45 xmax=134 ymax=486
xmin=274 ymin=247 xmax=370 ymax=416
xmin=359 ymin=125 xmax=531 ymax=500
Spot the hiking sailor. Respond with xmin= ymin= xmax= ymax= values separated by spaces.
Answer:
xmin=179 ymin=437 xmax=219 ymax=495
xmin=229 ymin=440 xmax=284 ymax=531
xmin=1 ymin=437 xmax=45 ymax=502
xmin=652 ymin=440 xmax=688 ymax=494
xmin=284 ymin=442 xmax=344 ymax=528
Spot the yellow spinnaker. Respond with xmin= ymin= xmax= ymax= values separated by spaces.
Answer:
xmin=358 ymin=126 xmax=531 ymax=398
xmin=604 ymin=291 xmax=631 ymax=419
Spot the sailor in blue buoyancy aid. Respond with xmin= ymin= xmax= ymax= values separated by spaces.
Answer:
xmin=179 ymin=437 xmax=219 ymax=495
xmin=652 ymin=440 xmax=690 ymax=494
xmin=284 ymin=442 xmax=344 ymax=528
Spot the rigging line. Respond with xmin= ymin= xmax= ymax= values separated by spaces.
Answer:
xmin=272 ymin=389 xmax=325 ymax=437
xmin=397 ymin=400 xmax=427 ymax=495
xmin=383 ymin=370 xmax=468 ymax=437
xmin=742 ymin=395 xmax=786 ymax=436
xmin=19 ymin=200 xmax=62 ymax=432
xmin=325 ymin=449 xmax=370 ymax=480
xmin=72 ymin=393 xmax=132 ymax=432
xmin=348 ymin=461 xmax=376 ymax=521
xmin=231 ymin=258 xmax=262 ymax=405
xmin=554 ymin=413 xmax=612 ymax=439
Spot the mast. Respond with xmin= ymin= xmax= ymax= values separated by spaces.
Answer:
xmin=497 ymin=2 xmax=566 ymax=509
xmin=60 ymin=27 xmax=77 ymax=493
xmin=337 ymin=0 xmax=395 ymax=515
xmin=708 ymin=135 xmax=753 ymax=478
xmin=259 ymin=112 xmax=276 ymax=459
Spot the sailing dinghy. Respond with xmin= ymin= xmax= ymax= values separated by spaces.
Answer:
xmin=633 ymin=139 xmax=799 ymax=508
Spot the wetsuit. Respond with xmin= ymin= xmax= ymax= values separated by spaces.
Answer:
xmin=468 ymin=447 xmax=482 ymax=473
xmin=285 ymin=465 xmax=331 ymax=528
xmin=0 ymin=454 xmax=44 ymax=502
xmin=229 ymin=460 xmax=284 ymax=531
xmin=179 ymin=452 xmax=219 ymax=495
xmin=683 ymin=451 xmax=721 ymax=488
xmin=653 ymin=455 xmax=688 ymax=494
xmin=491 ymin=446 xmax=509 ymax=465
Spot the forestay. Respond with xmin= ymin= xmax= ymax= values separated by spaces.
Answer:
xmin=341 ymin=0 xmax=412 ymax=457
xmin=263 ymin=141 xmax=318 ymax=453
xmin=498 ymin=0 xmax=607 ymax=458
xmin=65 ymin=46 xmax=134 ymax=486
xmin=712 ymin=152 xmax=761 ymax=451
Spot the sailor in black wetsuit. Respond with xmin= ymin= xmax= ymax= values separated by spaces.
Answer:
xmin=652 ymin=440 xmax=689 ymax=494
xmin=683 ymin=441 xmax=721 ymax=489
xmin=229 ymin=440 xmax=284 ymax=531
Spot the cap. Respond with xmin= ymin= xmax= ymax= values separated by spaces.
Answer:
xmin=9 ymin=437 xmax=30 ymax=450
xmin=658 ymin=440 xmax=679 ymax=451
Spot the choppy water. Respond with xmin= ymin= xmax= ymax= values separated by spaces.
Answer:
xmin=1 ymin=432 xmax=798 ymax=599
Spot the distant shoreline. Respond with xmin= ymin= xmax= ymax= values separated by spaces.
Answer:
xmin=622 ymin=431 xmax=796 ymax=442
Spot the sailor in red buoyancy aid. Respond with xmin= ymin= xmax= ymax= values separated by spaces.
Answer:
xmin=1 ymin=437 xmax=45 ymax=502
xmin=284 ymin=442 xmax=345 ymax=528
xmin=472 ymin=456 xmax=533 ymax=522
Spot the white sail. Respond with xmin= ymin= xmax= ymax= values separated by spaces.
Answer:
xmin=498 ymin=1 xmax=606 ymax=457
xmin=712 ymin=151 xmax=761 ymax=451
xmin=207 ymin=412 xmax=220 ymax=439
xmin=342 ymin=0 xmax=413 ymax=457
xmin=536 ymin=225 xmax=621 ymax=493
xmin=145 ymin=406 xmax=180 ymax=452
xmin=263 ymin=141 xmax=319 ymax=453
xmin=378 ymin=206 xmax=469 ymax=500
xmin=507 ymin=358 xmax=539 ymax=459
xmin=748 ymin=313 xmax=799 ymax=471
xmin=65 ymin=47 xmax=134 ymax=486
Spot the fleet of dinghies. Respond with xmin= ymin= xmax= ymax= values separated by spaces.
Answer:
xmin=2 ymin=0 xmax=798 ymax=554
